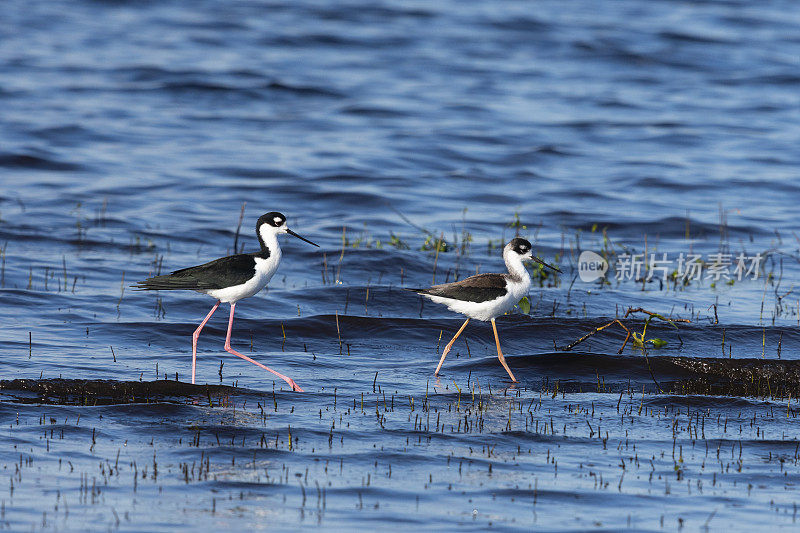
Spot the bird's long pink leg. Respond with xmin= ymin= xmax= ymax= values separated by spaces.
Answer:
xmin=491 ymin=318 xmax=518 ymax=382
xmin=192 ymin=300 xmax=220 ymax=385
xmin=223 ymin=302 xmax=304 ymax=392
xmin=435 ymin=318 xmax=470 ymax=375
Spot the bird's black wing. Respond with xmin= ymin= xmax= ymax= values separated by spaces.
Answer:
xmin=407 ymin=273 xmax=507 ymax=303
xmin=133 ymin=254 xmax=257 ymax=291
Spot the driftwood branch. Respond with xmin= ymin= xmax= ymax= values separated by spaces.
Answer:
xmin=559 ymin=307 xmax=690 ymax=354
xmin=559 ymin=307 xmax=691 ymax=394
xmin=623 ymin=307 xmax=691 ymax=324
xmin=560 ymin=319 xmax=632 ymax=354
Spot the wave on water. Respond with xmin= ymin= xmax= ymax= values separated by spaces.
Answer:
xmin=495 ymin=352 xmax=800 ymax=397
xmin=0 ymin=378 xmax=253 ymax=405
xmin=4 ymin=353 xmax=799 ymax=405
xmin=0 ymin=152 xmax=84 ymax=171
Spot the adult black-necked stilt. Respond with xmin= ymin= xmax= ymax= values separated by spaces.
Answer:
xmin=408 ymin=238 xmax=560 ymax=382
xmin=133 ymin=212 xmax=318 ymax=392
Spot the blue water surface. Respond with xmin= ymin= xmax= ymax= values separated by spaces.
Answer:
xmin=1 ymin=0 xmax=800 ymax=530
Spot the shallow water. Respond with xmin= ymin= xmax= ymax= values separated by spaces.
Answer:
xmin=2 ymin=0 xmax=800 ymax=530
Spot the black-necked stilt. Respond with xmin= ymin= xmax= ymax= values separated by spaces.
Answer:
xmin=133 ymin=212 xmax=318 ymax=392
xmin=408 ymin=238 xmax=560 ymax=382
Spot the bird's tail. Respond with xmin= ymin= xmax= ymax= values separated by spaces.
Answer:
xmin=131 ymin=274 xmax=201 ymax=291
xmin=405 ymin=288 xmax=430 ymax=295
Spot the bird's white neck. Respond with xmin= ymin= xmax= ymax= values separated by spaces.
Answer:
xmin=504 ymin=251 xmax=531 ymax=288
xmin=258 ymin=227 xmax=282 ymax=261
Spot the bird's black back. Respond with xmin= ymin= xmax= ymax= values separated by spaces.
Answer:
xmin=407 ymin=273 xmax=508 ymax=303
xmin=133 ymin=250 xmax=268 ymax=291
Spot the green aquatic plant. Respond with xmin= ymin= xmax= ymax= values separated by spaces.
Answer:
xmin=420 ymin=234 xmax=447 ymax=252
xmin=388 ymin=232 xmax=409 ymax=249
xmin=507 ymin=210 xmax=526 ymax=237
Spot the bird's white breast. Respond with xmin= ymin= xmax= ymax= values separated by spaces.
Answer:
xmin=423 ymin=273 xmax=531 ymax=322
xmin=204 ymin=255 xmax=280 ymax=303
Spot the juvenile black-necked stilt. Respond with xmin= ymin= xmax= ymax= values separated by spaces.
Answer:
xmin=134 ymin=212 xmax=318 ymax=392
xmin=408 ymin=238 xmax=560 ymax=382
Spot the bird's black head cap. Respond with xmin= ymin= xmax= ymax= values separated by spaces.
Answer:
xmin=258 ymin=212 xmax=286 ymax=229
xmin=509 ymin=238 xmax=532 ymax=255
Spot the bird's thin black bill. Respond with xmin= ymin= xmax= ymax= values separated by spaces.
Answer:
xmin=287 ymin=229 xmax=319 ymax=247
xmin=532 ymin=256 xmax=561 ymax=273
